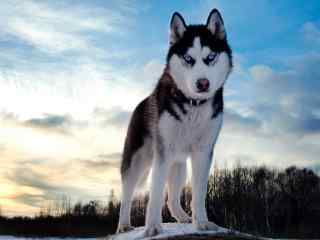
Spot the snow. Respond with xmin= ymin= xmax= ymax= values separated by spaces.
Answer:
xmin=0 ymin=223 xmax=272 ymax=240
xmin=0 ymin=237 xmax=96 ymax=240
xmin=109 ymin=223 xmax=245 ymax=240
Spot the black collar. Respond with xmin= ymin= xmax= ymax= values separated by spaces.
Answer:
xmin=172 ymin=88 xmax=208 ymax=107
xmin=188 ymin=98 xmax=207 ymax=106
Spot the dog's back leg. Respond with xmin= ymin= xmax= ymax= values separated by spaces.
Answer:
xmin=167 ymin=160 xmax=192 ymax=223
xmin=117 ymin=145 xmax=152 ymax=233
xmin=117 ymin=170 xmax=138 ymax=233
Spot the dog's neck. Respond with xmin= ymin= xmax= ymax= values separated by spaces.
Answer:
xmin=162 ymin=66 xmax=208 ymax=107
xmin=154 ymin=67 xmax=223 ymax=121
xmin=171 ymin=87 xmax=208 ymax=107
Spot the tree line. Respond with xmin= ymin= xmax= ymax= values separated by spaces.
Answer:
xmin=0 ymin=165 xmax=319 ymax=238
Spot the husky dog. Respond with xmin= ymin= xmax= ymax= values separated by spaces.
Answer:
xmin=117 ymin=9 xmax=232 ymax=237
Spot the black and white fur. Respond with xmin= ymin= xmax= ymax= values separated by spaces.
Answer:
xmin=117 ymin=9 xmax=232 ymax=237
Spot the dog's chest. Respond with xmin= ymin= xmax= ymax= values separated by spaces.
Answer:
xmin=158 ymin=103 xmax=215 ymax=151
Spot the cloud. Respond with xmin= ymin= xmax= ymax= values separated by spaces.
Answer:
xmin=302 ymin=22 xmax=320 ymax=45
xmin=92 ymin=107 xmax=132 ymax=132
xmin=215 ymin=51 xmax=320 ymax=170
xmin=0 ymin=144 xmax=5 ymax=152
xmin=24 ymin=114 xmax=73 ymax=135
xmin=102 ymin=108 xmax=131 ymax=129
xmin=249 ymin=65 xmax=274 ymax=83
xmin=246 ymin=53 xmax=320 ymax=137
xmin=8 ymin=167 xmax=61 ymax=193
xmin=0 ymin=60 xmax=116 ymax=119
xmin=98 ymin=152 xmax=122 ymax=160
xmin=223 ymin=109 xmax=262 ymax=135
xmin=26 ymin=115 xmax=71 ymax=128
xmin=23 ymin=114 xmax=88 ymax=135
xmin=0 ymin=112 xmax=87 ymax=136
xmin=12 ymin=193 xmax=45 ymax=208
xmin=75 ymin=153 xmax=122 ymax=174
xmin=79 ymin=159 xmax=120 ymax=170
xmin=4 ymin=159 xmax=120 ymax=208
xmin=0 ymin=0 xmax=138 ymax=54
xmin=0 ymin=57 xmax=160 ymax=121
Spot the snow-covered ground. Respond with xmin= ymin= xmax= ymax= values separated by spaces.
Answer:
xmin=0 ymin=237 xmax=96 ymax=240
xmin=109 ymin=223 xmax=264 ymax=240
xmin=0 ymin=223 xmax=271 ymax=240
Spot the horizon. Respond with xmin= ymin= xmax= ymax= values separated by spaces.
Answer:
xmin=0 ymin=0 xmax=319 ymax=216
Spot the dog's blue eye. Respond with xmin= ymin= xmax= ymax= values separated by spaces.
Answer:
xmin=182 ymin=54 xmax=195 ymax=65
xmin=208 ymin=53 xmax=216 ymax=60
xmin=204 ymin=52 xmax=218 ymax=65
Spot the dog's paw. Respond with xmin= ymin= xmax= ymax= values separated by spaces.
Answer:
xmin=143 ymin=224 xmax=163 ymax=237
xmin=171 ymin=210 xmax=192 ymax=223
xmin=177 ymin=215 xmax=192 ymax=223
xmin=194 ymin=221 xmax=219 ymax=231
xmin=117 ymin=224 xmax=134 ymax=233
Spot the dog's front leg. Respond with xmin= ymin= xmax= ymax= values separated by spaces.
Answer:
xmin=144 ymin=145 xmax=170 ymax=237
xmin=191 ymin=148 xmax=219 ymax=231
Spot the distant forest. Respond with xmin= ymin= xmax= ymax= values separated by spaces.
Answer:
xmin=0 ymin=165 xmax=319 ymax=238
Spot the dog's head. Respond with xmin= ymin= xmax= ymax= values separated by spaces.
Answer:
xmin=167 ymin=9 xmax=232 ymax=100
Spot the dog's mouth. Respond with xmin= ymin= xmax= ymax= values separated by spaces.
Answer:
xmin=196 ymin=89 xmax=209 ymax=93
xmin=190 ymin=91 xmax=212 ymax=100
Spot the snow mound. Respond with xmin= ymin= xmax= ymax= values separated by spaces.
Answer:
xmin=108 ymin=223 xmax=268 ymax=240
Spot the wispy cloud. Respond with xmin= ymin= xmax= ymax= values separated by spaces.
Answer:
xmin=0 ymin=112 xmax=86 ymax=136
xmin=0 ymin=0 xmax=137 ymax=54
xmin=94 ymin=107 xmax=131 ymax=129
xmin=216 ymin=50 xmax=320 ymax=170
xmin=79 ymin=159 xmax=120 ymax=171
xmin=98 ymin=152 xmax=122 ymax=160
xmin=302 ymin=22 xmax=320 ymax=45
xmin=2 ymin=157 xmax=120 ymax=214
xmin=24 ymin=114 xmax=77 ymax=135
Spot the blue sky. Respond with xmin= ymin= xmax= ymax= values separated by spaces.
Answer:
xmin=0 ymin=0 xmax=319 ymax=216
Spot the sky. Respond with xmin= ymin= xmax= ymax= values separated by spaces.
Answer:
xmin=0 ymin=0 xmax=319 ymax=216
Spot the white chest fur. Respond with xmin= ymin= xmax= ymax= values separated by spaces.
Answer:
xmin=158 ymin=102 xmax=223 ymax=157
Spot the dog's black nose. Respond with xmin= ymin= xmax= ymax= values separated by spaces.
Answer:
xmin=196 ymin=78 xmax=210 ymax=92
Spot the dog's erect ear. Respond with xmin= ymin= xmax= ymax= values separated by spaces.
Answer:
xmin=170 ymin=12 xmax=187 ymax=45
xmin=206 ymin=9 xmax=226 ymax=40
